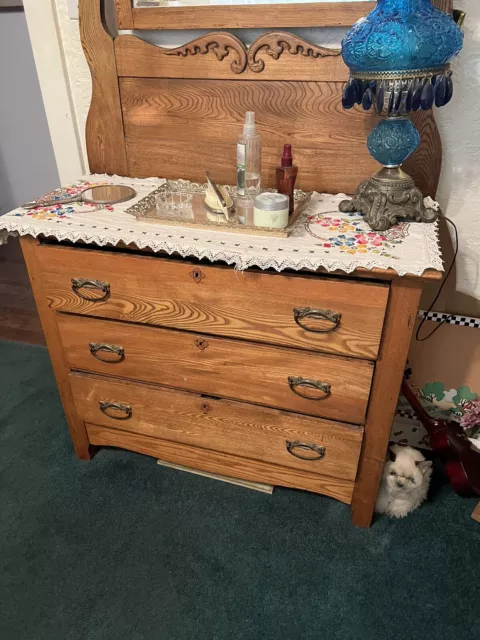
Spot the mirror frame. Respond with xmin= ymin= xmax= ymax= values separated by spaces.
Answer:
xmin=115 ymin=0 xmax=378 ymax=30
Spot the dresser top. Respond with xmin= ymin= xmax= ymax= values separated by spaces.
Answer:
xmin=0 ymin=175 xmax=443 ymax=281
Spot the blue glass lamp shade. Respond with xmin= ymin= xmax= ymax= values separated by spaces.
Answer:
xmin=341 ymin=0 xmax=464 ymax=115
xmin=342 ymin=0 xmax=463 ymax=74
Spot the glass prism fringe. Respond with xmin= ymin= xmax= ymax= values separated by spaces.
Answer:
xmin=342 ymin=70 xmax=454 ymax=114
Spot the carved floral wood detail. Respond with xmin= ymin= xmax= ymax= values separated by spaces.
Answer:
xmin=165 ymin=31 xmax=341 ymax=74
xmin=166 ymin=33 xmax=248 ymax=74
xmin=248 ymin=33 xmax=341 ymax=73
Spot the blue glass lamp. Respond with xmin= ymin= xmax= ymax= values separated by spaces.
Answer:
xmin=339 ymin=1 xmax=465 ymax=230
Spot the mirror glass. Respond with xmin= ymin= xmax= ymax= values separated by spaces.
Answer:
xmin=81 ymin=185 xmax=137 ymax=205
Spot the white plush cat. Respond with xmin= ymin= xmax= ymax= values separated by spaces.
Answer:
xmin=375 ymin=444 xmax=432 ymax=518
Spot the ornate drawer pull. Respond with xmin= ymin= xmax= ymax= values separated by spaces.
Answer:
xmin=71 ymin=278 xmax=110 ymax=301
xmin=286 ymin=440 xmax=326 ymax=461
xmin=99 ymin=401 xmax=132 ymax=420
xmin=293 ymin=307 xmax=342 ymax=333
xmin=288 ymin=376 xmax=331 ymax=400
xmin=89 ymin=343 xmax=125 ymax=363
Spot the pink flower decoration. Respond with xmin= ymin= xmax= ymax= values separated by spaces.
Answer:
xmin=367 ymin=232 xmax=377 ymax=237
xmin=460 ymin=399 xmax=480 ymax=429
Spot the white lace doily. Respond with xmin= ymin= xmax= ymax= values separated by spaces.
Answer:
xmin=0 ymin=174 xmax=443 ymax=276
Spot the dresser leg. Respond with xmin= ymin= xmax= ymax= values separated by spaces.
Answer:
xmin=473 ymin=503 xmax=480 ymax=523
xmin=351 ymin=278 xmax=423 ymax=527
xmin=20 ymin=236 xmax=93 ymax=461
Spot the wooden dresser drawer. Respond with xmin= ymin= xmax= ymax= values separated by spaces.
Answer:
xmin=70 ymin=374 xmax=364 ymax=483
xmin=38 ymin=244 xmax=388 ymax=359
xmin=59 ymin=314 xmax=374 ymax=424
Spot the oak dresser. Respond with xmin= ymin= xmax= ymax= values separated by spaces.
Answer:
xmin=10 ymin=0 xmax=451 ymax=526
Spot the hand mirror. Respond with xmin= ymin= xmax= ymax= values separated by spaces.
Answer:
xmin=22 ymin=185 xmax=137 ymax=210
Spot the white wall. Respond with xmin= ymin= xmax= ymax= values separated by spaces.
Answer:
xmin=435 ymin=0 xmax=480 ymax=310
xmin=52 ymin=0 xmax=91 ymax=171
xmin=0 ymin=9 xmax=59 ymax=214
xmin=35 ymin=0 xmax=480 ymax=310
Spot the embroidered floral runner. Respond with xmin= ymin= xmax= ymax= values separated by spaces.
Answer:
xmin=0 ymin=175 xmax=443 ymax=276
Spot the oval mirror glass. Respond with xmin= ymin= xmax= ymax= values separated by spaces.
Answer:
xmin=81 ymin=185 xmax=137 ymax=205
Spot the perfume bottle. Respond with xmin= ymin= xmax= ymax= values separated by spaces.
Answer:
xmin=275 ymin=144 xmax=298 ymax=216
xmin=237 ymin=112 xmax=262 ymax=197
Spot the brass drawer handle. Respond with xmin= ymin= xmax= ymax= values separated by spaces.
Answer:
xmin=72 ymin=278 xmax=110 ymax=301
xmin=288 ymin=376 xmax=331 ymax=400
xmin=89 ymin=343 xmax=125 ymax=363
xmin=286 ymin=440 xmax=326 ymax=461
xmin=293 ymin=307 xmax=342 ymax=333
xmin=99 ymin=401 xmax=132 ymax=420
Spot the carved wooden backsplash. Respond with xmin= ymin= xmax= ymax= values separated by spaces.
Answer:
xmin=83 ymin=0 xmax=442 ymax=197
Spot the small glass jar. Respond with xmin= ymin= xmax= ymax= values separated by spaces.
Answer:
xmin=236 ymin=194 xmax=254 ymax=225
xmin=156 ymin=191 xmax=193 ymax=219
xmin=253 ymin=193 xmax=289 ymax=229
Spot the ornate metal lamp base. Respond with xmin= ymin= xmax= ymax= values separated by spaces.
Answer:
xmin=339 ymin=167 xmax=439 ymax=231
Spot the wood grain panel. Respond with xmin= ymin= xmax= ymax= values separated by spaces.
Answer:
xmin=404 ymin=109 xmax=443 ymax=198
xmin=120 ymin=74 xmax=440 ymax=196
xmin=351 ymin=279 xmax=423 ymax=528
xmin=131 ymin=3 xmax=376 ymax=30
xmin=37 ymin=243 xmax=389 ymax=360
xmin=125 ymin=135 xmax=440 ymax=198
xmin=70 ymin=374 xmax=363 ymax=481
xmin=114 ymin=34 xmax=347 ymax=83
xmin=437 ymin=0 xmax=453 ymax=11
xmin=120 ymin=78 xmax=369 ymax=148
xmin=59 ymin=314 xmax=374 ymax=424
xmin=127 ymin=138 xmax=380 ymax=194
xmin=87 ymin=423 xmax=355 ymax=503
xmin=114 ymin=0 xmax=133 ymax=29
xmin=80 ymin=0 xmax=127 ymax=175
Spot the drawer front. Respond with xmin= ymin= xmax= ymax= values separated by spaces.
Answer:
xmin=86 ymin=424 xmax=355 ymax=504
xmin=59 ymin=314 xmax=374 ymax=424
xmin=70 ymin=374 xmax=364 ymax=482
xmin=39 ymin=244 xmax=388 ymax=359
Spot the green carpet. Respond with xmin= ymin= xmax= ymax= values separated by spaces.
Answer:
xmin=1 ymin=340 xmax=479 ymax=640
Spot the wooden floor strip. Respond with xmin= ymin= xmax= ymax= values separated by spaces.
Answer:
xmin=0 ymin=239 xmax=44 ymax=345
xmin=157 ymin=459 xmax=274 ymax=494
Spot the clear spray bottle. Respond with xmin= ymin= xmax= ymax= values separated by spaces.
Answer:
xmin=236 ymin=112 xmax=261 ymax=197
xmin=236 ymin=112 xmax=261 ymax=225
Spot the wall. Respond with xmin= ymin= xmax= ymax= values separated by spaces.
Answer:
xmin=0 ymin=9 xmax=59 ymax=214
xmin=435 ymin=0 xmax=480 ymax=316
xmin=47 ymin=0 xmax=480 ymax=313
